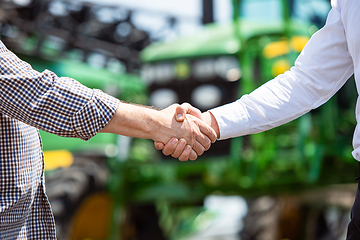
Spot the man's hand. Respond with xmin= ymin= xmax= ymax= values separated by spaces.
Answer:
xmin=158 ymin=104 xmax=217 ymax=160
xmin=154 ymin=103 xmax=220 ymax=161
xmin=100 ymin=102 xmax=217 ymax=161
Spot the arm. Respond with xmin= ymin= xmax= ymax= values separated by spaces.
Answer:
xmin=100 ymin=102 xmax=217 ymax=154
xmin=158 ymin=2 xmax=353 ymax=158
xmin=0 ymin=41 xmax=117 ymax=140
xmin=0 ymin=42 xmax=216 ymax=153
xmin=211 ymin=3 xmax=353 ymax=140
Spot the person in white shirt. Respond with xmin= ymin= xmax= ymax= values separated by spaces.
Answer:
xmin=155 ymin=0 xmax=360 ymax=238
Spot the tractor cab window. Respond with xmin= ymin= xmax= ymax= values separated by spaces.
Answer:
xmin=291 ymin=0 xmax=331 ymax=27
xmin=239 ymin=0 xmax=330 ymax=28
xmin=240 ymin=0 xmax=283 ymax=22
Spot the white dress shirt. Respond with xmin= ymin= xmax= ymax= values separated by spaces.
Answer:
xmin=210 ymin=0 xmax=360 ymax=160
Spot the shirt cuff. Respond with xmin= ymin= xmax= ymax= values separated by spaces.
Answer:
xmin=209 ymin=100 xmax=250 ymax=140
xmin=71 ymin=89 xmax=120 ymax=141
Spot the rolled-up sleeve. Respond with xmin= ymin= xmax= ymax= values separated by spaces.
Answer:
xmin=0 ymin=42 xmax=120 ymax=141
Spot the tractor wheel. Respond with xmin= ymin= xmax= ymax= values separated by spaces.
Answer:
xmin=45 ymin=157 xmax=111 ymax=240
xmin=239 ymin=196 xmax=280 ymax=240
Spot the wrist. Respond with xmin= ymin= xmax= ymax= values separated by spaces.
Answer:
xmin=100 ymin=103 xmax=166 ymax=141
xmin=147 ymin=110 xmax=175 ymax=142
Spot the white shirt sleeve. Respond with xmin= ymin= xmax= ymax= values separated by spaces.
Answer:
xmin=210 ymin=1 xmax=354 ymax=140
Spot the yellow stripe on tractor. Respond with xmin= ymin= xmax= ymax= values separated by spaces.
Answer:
xmin=44 ymin=150 xmax=74 ymax=171
xmin=263 ymin=36 xmax=310 ymax=59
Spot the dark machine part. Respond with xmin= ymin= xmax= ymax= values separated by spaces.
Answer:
xmin=0 ymin=0 xmax=151 ymax=72
xmin=202 ymin=0 xmax=214 ymax=25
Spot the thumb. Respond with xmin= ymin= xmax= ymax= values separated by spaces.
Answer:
xmin=175 ymin=105 xmax=187 ymax=122
xmin=154 ymin=141 xmax=165 ymax=150
xmin=175 ymin=103 xmax=203 ymax=122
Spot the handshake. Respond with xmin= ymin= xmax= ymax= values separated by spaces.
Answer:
xmin=100 ymin=101 xmax=220 ymax=161
xmin=154 ymin=103 xmax=220 ymax=161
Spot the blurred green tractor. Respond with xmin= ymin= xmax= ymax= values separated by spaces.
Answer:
xmin=125 ymin=0 xmax=357 ymax=239
xmin=1 ymin=0 xmax=357 ymax=239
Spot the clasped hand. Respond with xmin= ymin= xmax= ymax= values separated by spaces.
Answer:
xmin=155 ymin=103 xmax=219 ymax=161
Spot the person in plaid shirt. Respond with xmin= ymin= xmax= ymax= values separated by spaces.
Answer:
xmin=0 ymin=40 xmax=217 ymax=239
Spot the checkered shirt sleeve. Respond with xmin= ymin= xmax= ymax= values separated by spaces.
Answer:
xmin=0 ymin=42 xmax=120 ymax=140
xmin=0 ymin=40 xmax=120 ymax=239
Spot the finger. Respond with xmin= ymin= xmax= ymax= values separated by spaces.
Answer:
xmin=182 ymin=114 xmax=213 ymax=150
xmin=189 ymin=122 xmax=213 ymax=150
xmin=162 ymin=138 xmax=179 ymax=155
xmin=178 ymin=148 xmax=197 ymax=161
xmin=154 ymin=141 xmax=165 ymax=150
xmin=189 ymin=150 xmax=198 ymax=161
xmin=185 ymin=114 xmax=217 ymax=144
xmin=178 ymin=145 xmax=192 ymax=161
xmin=192 ymin=140 xmax=206 ymax=156
xmin=196 ymin=119 xmax=217 ymax=144
xmin=193 ymin=132 xmax=211 ymax=151
xmin=171 ymin=138 xmax=187 ymax=158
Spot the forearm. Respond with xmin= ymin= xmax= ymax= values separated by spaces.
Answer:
xmin=210 ymin=6 xmax=354 ymax=140
xmin=100 ymin=102 xmax=184 ymax=143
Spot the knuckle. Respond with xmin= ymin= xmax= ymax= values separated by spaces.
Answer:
xmin=205 ymin=143 xmax=211 ymax=151
xmin=183 ymin=102 xmax=190 ymax=108
xmin=195 ymin=148 xmax=203 ymax=156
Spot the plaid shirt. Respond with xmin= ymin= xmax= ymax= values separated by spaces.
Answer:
xmin=0 ymin=41 xmax=120 ymax=239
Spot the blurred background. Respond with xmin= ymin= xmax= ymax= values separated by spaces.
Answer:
xmin=0 ymin=0 xmax=358 ymax=239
